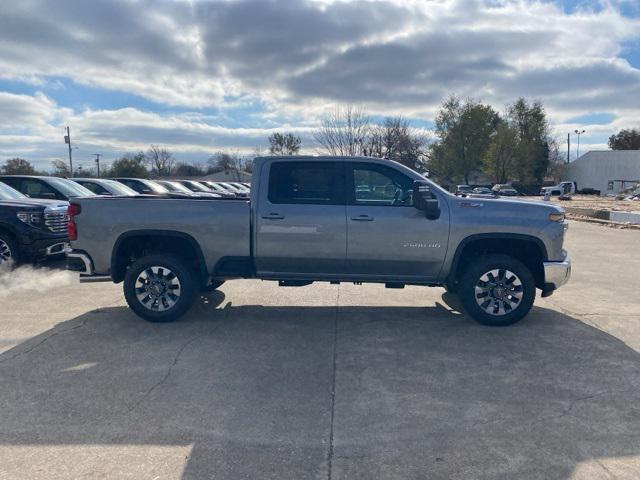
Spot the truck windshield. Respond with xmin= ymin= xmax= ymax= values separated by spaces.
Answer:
xmin=47 ymin=177 xmax=96 ymax=197
xmin=0 ymin=181 xmax=27 ymax=199
xmin=99 ymin=180 xmax=138 ymax=196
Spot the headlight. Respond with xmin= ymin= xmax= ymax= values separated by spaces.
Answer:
xmin=548 ymin=212 xmax=565 ymax=222
xmin=17 ymin=211 xmax=44 ymax=227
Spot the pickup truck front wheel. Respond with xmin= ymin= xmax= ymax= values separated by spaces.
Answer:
xmin=0 ymin=233 xmax=17 ymax=267
xmin=459 ymin=254 xmax=535 ymax=326
xmin=124 ymin=255 xmax=197 ymax=323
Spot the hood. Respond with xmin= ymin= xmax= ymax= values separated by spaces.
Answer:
xmin=451 ymin=195 xmax=564 ymax=216
xmin=0 ymin=198 xmax=69 ymax=209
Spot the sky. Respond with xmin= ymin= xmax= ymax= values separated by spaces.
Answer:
xmin=0 ymin=0 xmax=639 ymax=172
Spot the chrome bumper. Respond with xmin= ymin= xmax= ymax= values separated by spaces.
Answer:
xmin=65 ymin=248 xmax=111 ymax=283
xmin=46 ymin=242 xmax=69 ymax=256
xmin=543 ymin=252 xmax=571 ymax=291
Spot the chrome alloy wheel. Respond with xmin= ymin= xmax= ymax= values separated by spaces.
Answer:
xmin=135 ymin=266 xmax=181 ymax=311
xmin=0 ymin=239 xmax=12 ymax=264
xmin=474 ymin=268 xmax=523 ymax=316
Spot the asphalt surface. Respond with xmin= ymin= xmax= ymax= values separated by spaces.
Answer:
xmin=1 ymin=220 xmax=639 ymax=479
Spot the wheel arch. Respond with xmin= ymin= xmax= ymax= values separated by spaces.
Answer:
xmin=0 ymin=223 xmax=19 ymax=241
xmin=111 ymin=230 xmax=208 ymax=286
xmin=449 ymin=233 xmax=548 ymax=289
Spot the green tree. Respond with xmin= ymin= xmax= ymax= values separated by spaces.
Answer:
xmin=268 ymin=132 xmax=302 ymax=155
xmin=507 ymin=98 xmax=550 ymax=182
xmin=482 ymin=123 xmax=519 ymax=184
xmin=608 ymin=128 xmax=640 ymax=150
xmin=1 ymin=158 xmax=36 ymax=175
xmin=429 ymin=96 xmax=501 ymax=184
xmin=106 ymin=152 xmax=148 ymax=178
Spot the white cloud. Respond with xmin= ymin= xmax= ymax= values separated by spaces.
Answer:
xmin=0 ymin=0 xmax=638 ymax=163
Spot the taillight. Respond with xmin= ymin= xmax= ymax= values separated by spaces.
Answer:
xmin=67 ymin=204 xmax=81 ymax=240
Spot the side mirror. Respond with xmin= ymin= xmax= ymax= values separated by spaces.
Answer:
xmin=413 ymin=180 xmax=441 ymax=220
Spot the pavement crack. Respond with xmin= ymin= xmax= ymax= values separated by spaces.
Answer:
xmin=0 ymin=317 xmax=90 ymax=364
xmin=326 ymin=284 xmax=340 ymax=480
xmin=124 ymin=334 xmax=200 ymax=415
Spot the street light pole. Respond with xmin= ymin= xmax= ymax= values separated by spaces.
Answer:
xmin=94 ymin=154 xmax=102 ymax=177
xmin=567 ymin=132 xmax=570 ymax=164
xmin=64 ymin=126 xmax=73 ymax=177
xmin=574 ymin=129 xmax=586 ymax=159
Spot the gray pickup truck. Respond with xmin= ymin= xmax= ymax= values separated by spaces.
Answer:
xmin=67 ymin=156 xmax=570 ymax=326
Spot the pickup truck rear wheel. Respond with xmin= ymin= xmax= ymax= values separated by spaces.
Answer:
xmin=459 ymin=254 xmax=535 ymax=326
xmin=124 ymin=255 xmax=197 ymax=323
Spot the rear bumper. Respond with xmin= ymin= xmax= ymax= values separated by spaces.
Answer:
xmin=65 ymin=248 xmax=111 ymax=283
xmin=541 ymin=251 xmax=571 ymax=297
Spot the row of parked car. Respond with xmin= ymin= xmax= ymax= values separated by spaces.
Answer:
xmin=0 ymin=175 xmax=250 ymax=201
xmin=0 ymin=175 xmax=250 ymax=266
xmin=453 ymin=184 xmax=520 ymax=197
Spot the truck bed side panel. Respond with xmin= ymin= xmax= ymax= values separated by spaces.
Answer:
xmin=72 ymin=197 xmax=250 ymax=275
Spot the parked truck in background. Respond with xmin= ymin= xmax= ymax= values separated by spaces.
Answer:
xmin=67 ymin=156 xmax=571 ymax=327
xmin=0 ymin=181 xmax=69 ymax=265
xmin=540 ymin=181 xmax=578 ymax=197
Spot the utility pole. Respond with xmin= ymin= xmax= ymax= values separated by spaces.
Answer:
xmin=64 ymin=126 xmax=73 ymax=177
xmin=94 ymin=154 xmax=102 ymax=177
xmin=574 ymin=129 xmax=586 ymax=159
xmin=567 ymin=133 xmax=570 ymax=164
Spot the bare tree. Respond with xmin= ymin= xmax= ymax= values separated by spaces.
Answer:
xmin=145 ymin=145 xmax=175 ymax=177
xmin=314 ymin=105 xmax=371 ymax=156
xmin=365 ymin=117 xmax=429 ymax=170
xmin=51 ymin=159 xmax=71 ymax=177
xmin=268 ymin=132 xmax=301 ymax=155
xmin=208 ymin=151 xmax=240 ymax=172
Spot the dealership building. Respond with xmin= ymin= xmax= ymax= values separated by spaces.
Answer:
xmin=567 ymin=150 xmax=640 ymax=195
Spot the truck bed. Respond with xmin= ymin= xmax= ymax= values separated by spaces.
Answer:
xmin=73 ymin=196 xmax=251 ymax=276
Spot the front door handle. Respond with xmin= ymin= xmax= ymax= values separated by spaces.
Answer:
xmin=350 ymin=214 xmax=374 ymax=222
xmin=262 ymin=213 xmax=285 ymax=220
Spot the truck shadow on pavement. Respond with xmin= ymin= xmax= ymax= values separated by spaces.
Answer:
xmin=1 ymin=292 xmax=640 ymax=479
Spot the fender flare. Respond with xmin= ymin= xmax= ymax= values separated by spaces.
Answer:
xmin=111 ymin=229 xmax=208 ymax=284
xmin=448 ymin=233 xmax=548 ymax=281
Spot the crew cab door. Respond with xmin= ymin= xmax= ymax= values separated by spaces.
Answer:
xmin=254 ymin=160 xmax=347 ymax=276
xmin=345 ymin=161 xmax=449 ymax=280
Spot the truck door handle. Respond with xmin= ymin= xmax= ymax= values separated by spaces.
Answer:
xmin=350 ymin=215 xmax=374 ymax=221
xmin=262 ymin=213 xmax=285 ymax=220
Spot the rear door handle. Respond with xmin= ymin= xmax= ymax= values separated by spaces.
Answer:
xmin=350 ymin=215 xmax=374 ymax=221
xmin=262 ymin=213 xmax=285 ymax=220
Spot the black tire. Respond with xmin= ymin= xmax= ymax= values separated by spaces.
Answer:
xmin=459 ymin=254 xmax=535 ymax=326
xmin=124 ymin=254 xmax=197 ymax=323
xmin=0 ymin=231 xmax=19 ymax=268
xmin=444 ymin=280 xmax=459 ymax=294
xmin=201 ymin=279 xmax=224 ymax=292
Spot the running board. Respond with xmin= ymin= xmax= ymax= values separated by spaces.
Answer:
xmin=278 ymin=280 xmax=314 ymax=287
xmin=79 ymin=275 xmax=112 ymax=283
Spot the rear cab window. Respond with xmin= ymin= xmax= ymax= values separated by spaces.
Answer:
xmin=268 ymin=161 xmax=344 ymax=205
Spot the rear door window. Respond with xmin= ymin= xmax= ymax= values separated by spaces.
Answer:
xmin=268 ymin=161 xmax=343 ymax=205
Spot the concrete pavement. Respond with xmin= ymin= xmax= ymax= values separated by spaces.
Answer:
xmin=0 ymin=220 xmax=639 ymax=479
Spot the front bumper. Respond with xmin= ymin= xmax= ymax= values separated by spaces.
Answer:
xmin=541 ymin=251 xmax=571 ymax=297
xmin=20 ymin=236 xmax=69 ymax=261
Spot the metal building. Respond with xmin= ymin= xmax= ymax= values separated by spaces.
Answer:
xmin=567 ymin=150 xmax=640 ymax=195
